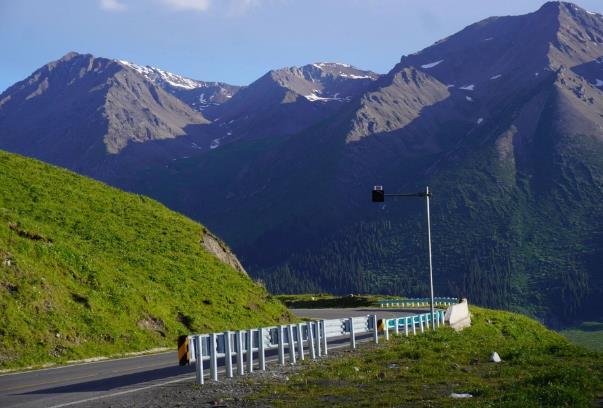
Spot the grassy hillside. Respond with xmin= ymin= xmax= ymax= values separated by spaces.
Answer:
xmin=0 ymin=150 xmax=291 ymax=369
xmin=254 ymin=307 xmax=603 ymax=407
xmin=560 ymin=321 xmax=603 ymax=352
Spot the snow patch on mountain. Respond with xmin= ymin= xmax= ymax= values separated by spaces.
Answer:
xmin=304 ymin=89 xmax=349 ymax=102
xmin=460 ymin=84 xmax=475 ymax=91
xmin=210 ymin=139 xmax=220 ymax=149
xmin=312 ymin=62 xmax=352 ymax=69
xmin=595 ymin=79 xmax=603 ymax=87
xmin=490 ymin=74 xmax=502 ymax=80
xmin=305 ymin=92 xmax=345 ymax=102
xmin=421 ymin=60 xmax=444 ymax=69
xmin=117 ymin=60 xmax=203 ymax=90
xmin=340 ymin=73 xmax=373 ymax=80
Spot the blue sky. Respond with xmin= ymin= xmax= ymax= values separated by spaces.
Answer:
xmin=1 ymin=0 xmax=603 ymax=92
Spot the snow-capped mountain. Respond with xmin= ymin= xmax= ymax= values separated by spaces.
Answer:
xmin=0 ymin=52 xmax=214 ymax=176
xmin=209 ymin=62 xmax=379 ymax=139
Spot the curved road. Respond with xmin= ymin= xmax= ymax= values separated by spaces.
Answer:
xmin=0 ymin=307 xmax=426 ymax=408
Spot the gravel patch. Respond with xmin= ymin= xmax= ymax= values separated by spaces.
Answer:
xmin=79 ymin=360 xmax=304 ymax=407
xmin=80 ymin=346 xmax=369 ymax=407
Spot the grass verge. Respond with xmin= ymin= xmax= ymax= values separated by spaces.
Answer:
xmin=560 ymin=321 xmax=603 ymax=352
xmin=252 ymin=307 xmax=603 ymax=407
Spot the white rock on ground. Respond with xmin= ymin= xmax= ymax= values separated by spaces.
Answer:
xmin=490 ymin=351 xmax=502 ymax=363
xmin=450 ymin=393 xmax=473 ymax=398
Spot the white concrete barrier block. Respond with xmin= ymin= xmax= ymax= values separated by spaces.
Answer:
xmin=444 ymin=298 xmax=471 ymax=331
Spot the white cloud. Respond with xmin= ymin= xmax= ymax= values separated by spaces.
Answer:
xmin=100 ymin=0 xmax=127 ymax=11
xmin=227 ymin=0 xmax=262 ymax=15
xmin=159 ymin=0 xmax=268 ymax=14
xmin=161 ymin=0 xmax=211 ymax=11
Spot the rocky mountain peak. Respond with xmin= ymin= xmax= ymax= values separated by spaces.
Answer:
xmin=0 ymin=51 xmax=209 ymax=167
xmin=545 ymin=1 xmax=603 ymax=68
xmin=59 ymin=50 xmax=84 ymax=61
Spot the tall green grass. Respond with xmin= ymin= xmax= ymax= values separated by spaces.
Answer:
xmin=255 ymin=307 xmax=603 ymax=407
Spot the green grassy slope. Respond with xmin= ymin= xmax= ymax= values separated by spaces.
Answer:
xmin=254 ymin=307 xmax=603 ymax=407
xmin=560 ymin=322 xmax=603 ymax=352
xmin=0 ymin=150 xmax=291 ymax=369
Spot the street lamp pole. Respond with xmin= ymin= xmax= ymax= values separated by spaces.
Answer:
xmin=425 ymin=186 xmax=436 ymax=330
xmin=372 ymin=185 xmax=436 ymax=330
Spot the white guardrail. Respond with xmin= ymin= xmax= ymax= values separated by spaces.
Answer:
xmin=182 ymin=305 xmax=450 ymax=385
xmin=378 ymin=297 xmax=458 ymax=308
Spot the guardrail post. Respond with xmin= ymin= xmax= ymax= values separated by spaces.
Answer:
xmin=194 ymin=336 xmax=203 ymax=385
xmin=349 ymin=317 xmax=356 ymax=350
xmin=288 ymin=324 xmax=296 ymax=364
xmin=412 ymin=316 xmax=417 ymax=335
xmin=308 ymin=322 xmax=316 ymax=359
xmin=237 ymin=331 xmax=244 ymax=375
xmin=297 ymin=323 xmax=304 ymax=361
xmin=210 ymin=333 xmax=218 ymax=381
xmin=258 ymin=328 xmax=266 ymax=371
xmin=247 ymin=329 xmax=254 ymax=373
xmin=278 ymin=325 xmax=286 ymax=365
xmin=225 ymin=331 xmax=233 ymax=378
xmin=384 ymin=319 xmax=390 ymax=341
xmin=404 ymin=317 xmax=409 ymax=336
xmin=441 ymin=311 xmax=446 ymax=326
xmin=372 ymin=315 xmax=378 ymax=344
xmin=394 ymin=318 xmax=399 ymax=336
xmin=315 ymin=321 xmax=322 ymax=357
xmin=321 ymin=320 xmax=328 ymax=355
xmin=420 ymin=315 xmax=425 ymax=333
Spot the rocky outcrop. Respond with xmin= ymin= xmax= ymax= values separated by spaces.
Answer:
xmin=201 ymin=230 xmax=248 ymax=276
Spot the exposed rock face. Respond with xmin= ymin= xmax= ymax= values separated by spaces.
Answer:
xmin=346 ymin=67 xmax=451 ymax=144
xmin=201 ymin=230 xmax=248 ymax=276
xmin=104 ymin=63 xmax=208 ymax=154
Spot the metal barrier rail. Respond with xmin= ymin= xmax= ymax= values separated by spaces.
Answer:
xmin=183 ymin=309 xmax=447 ymax=385
xmin=378 ymin=297 xmax=458 ymax=308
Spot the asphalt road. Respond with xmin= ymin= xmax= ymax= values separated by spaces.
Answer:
xmin=0 ymin=307 xmax=425 ymax=408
